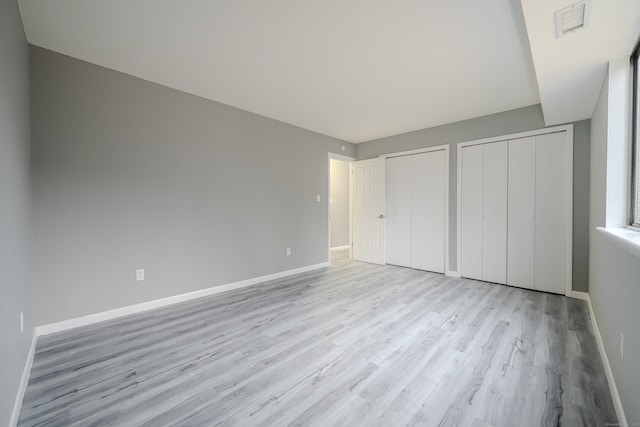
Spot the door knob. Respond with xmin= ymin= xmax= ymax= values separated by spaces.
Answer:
xmin=378 ymin=214 xmax=384 ymax=219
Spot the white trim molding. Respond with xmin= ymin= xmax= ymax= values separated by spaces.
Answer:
xmin=10 ymin=331 xmax=37 ymax=427
xmin=378 ymin=143 xmax=449 ymax=159
xmin=330 ymin=245 xmax=350 ymax=251
xmin=445 ymin=270 xmax=461 ymax=278
xmin=36 ymin=262 xmax=329 ymax=336
xmin=597 ymin=227 xmax=640 ymax=259
xmin=565 ymin=125 xmax=574 ymax=297
xmin=455 ymin=124 xmax=574 ymax=150
xmin=570 ymin=290 xmax=589 ymax=300
xmin=328 ymin=152 xmax=355 ymax=263
xmin=584 ymin=293 xmax=629 ymax=427
xmin=328 ymin=152 xmax=356 ymax=162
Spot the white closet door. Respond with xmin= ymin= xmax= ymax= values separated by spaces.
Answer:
xmin=507 ymin=137 xmax=536 ymax=289
xmin=411 ymin=151 xmax=446 ymax=273
xmin=385 ymin=156 xmax=412 ymax=267
xmin=482 ymin=141 xmax=508 ymax=284
xmin=352 ymin=158 xmax=386 ymax=265
xmin=460 ymin=145 xmax=483 ymax=280
xmin=535 ymin=133 xmax=567 ymax=294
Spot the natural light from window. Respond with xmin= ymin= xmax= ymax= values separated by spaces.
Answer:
xmin=633 ymin=44 xmax=640 ymax=226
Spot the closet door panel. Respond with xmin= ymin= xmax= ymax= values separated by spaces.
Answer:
xmin=507 ymin=137 xmax=536 ymax=289
xmin=482 ymin=141 xmax=508 ymax=284
xmin=460 ymin=145 xmax=484 ymax=280
xmin=385 ymin=156 xmax=412 ymax=267
xmin=535 ymin=133 xmax=567 ymax=294
xmin=411 ymin=151 xmax=446 ymax=273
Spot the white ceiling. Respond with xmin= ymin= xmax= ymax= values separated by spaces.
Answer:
xmin=16 ymin=0 xmax=640 ymax=143
xmin=521 ymin=0 xmax=640 ymax=127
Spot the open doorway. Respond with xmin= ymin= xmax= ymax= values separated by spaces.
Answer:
xmin=328 ymin=153 xmax=354 ymax=264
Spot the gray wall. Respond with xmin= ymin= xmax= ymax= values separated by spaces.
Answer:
xmin=329 ymin=158 xmax=350 ymax=248
xmin=356 ymin=105 xmax=591 ymax=292
xmin=0 ymin=0 xmax=33 ymax=424
xmin=30 ymin=46 xmax=354 ymax=326
xmin=590 ymin=232 xmax=640 ymax=425
xmin=572 ymin=120 xmax=591 ymax=293
xmin=589 ymin=69 xmax=640 ymax=425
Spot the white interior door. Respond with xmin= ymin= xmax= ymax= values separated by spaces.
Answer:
xmin=535 ymin=133 xmax=566 ymax=294
xmin=411 ymin=151 xmax=446 ymax=273
xmin=385 ymin=156 xmax=411 ymax=267
xmin=482 ymin=141 xmax=508 ymax=284
xmin=507 ymin=137 xmax=536 ymax=289
xmin=352 ymin=158 xmax=386 ymax=265
xmin=460 ymin=145 xmax=483 ymax=280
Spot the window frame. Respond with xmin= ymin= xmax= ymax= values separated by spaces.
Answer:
xmin=630 ymin=39 xmax=640 ymax=228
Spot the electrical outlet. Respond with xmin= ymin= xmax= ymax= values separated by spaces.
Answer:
xmin=286 ymin=248 xmax=291 ymax=256
xmin=136 ymin=269 xmax=145 ymax=281
xmin=316 ymin=195 xmax=321 ymax=202
xmin=620 ymin=332 xmax=624 ymax=359
xmin=20 ymin=312 xmax=24 ymax=333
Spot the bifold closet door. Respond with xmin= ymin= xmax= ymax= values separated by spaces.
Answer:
xmin=385 ymin=156 xmax=411 ymax=267
xmin=460 ymin=145 xmax=484 ymax=280
xmin=411 ymin=151 xmax=446 ymax=273
xmin=481 ymin=141 xmax=508 ymax=284
xmin=460 ymin=131 xmax=569 ymax=294
xmin=461 ymin=142 xmax=507 ymax=283
xmin=507 ymin=137 xmax=536 ymax=289
xmin=535 ymin=132 xmax=567 ymax=294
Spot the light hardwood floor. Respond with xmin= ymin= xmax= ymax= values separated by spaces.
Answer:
xmin=18 ymin=249 xmax=617 ymax=426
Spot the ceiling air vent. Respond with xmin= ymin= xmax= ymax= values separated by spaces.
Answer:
xmin=555 ymin=1 xmax=592 ymax=38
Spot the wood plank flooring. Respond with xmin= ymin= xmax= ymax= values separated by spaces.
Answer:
xmin=18 ymin=249 xmax=617 ymax=426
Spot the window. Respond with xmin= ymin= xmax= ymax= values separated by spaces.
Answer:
xmin=631 ymin=40 xmax=640 ymax=227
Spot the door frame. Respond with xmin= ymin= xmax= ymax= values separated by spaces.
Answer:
xmin=379 ymin=144 xmax=450 ymax=273
xmin=456 ymin=124 xmax=574 ymax=296
xmin=328 ymin=153 xmax=355 ymax=262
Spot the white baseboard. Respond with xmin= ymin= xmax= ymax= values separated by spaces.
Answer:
xmin=570 ymin=290 xmax=589 ymax=300
xmin=445 ymin=270 xmax=461 ymax=278
xmin=9 ymin=331 xmax=37 ymax=427
xmin=584 ymin=293 xmax=628 ymax=427
xmin=330 ymin=245 xmax=350 ymax=251
xmin=35 ymin=262 xmax=329 ymax=337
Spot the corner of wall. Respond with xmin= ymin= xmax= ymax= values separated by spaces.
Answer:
xmin=9 ymin=331 xmax=37 ymax=427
